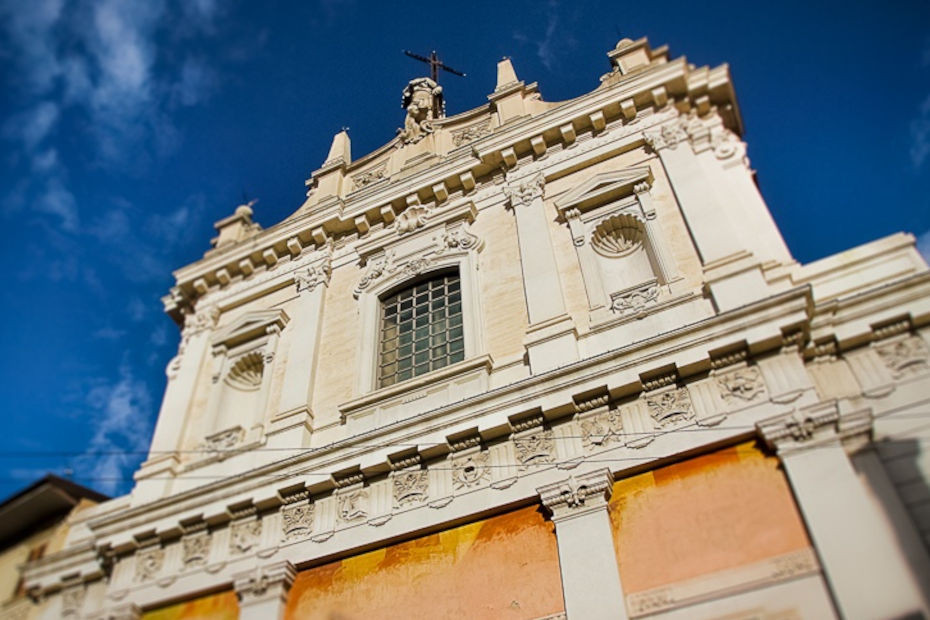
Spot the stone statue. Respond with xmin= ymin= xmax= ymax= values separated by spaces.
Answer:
xmin=398 ymin=77 xmax=444 ymax=144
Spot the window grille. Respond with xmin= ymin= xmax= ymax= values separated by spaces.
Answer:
xmin=378 ymin=272 xmax=464 ymax=387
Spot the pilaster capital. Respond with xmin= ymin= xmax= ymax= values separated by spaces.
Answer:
xmin=503 ymin=172 xmax=546 ymax=208
xmin=537 ymin=468 xmax=614 ymax=521
xmin=233 ymin=560 xmax=297 ymax=606
xmin=643 ymin=120 xmax=688 ymax=152
xmin=294 ymin=254 xmax=333 ymax=294
xmin=181 ymin=304 xmax=220 ymax=338
xmin=756 ymin=402 xmax=872 ymax=455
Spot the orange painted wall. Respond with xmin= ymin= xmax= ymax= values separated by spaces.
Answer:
xmin=141 ymin=590 xmax=238 ymax=620
xmin=608 ymin=442 xmax=812 ymax=594
xmin=285 ymin=505 xmax=564 ymax=620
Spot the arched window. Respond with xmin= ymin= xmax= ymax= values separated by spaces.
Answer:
xmin=378 ymin=271 xmax=464 ymax=387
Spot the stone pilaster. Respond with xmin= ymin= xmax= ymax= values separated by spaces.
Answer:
xmin=538 ymin=469 xmax=628 ymax=620
xmin=504 ymin=172 xmax=578 ymax=373
xmin=757 ymin=404 xmax=927 ymax=619
xmin=269 ymin=253 xmax=332 ymax=450
xmin=233 ymin=560 xmax=297 ymax=620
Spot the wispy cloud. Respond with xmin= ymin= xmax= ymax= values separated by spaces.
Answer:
xmin=910 ymin=94 xmax=930 ymax=169
xmin=73 ymin=361 xmax=153 ymax=494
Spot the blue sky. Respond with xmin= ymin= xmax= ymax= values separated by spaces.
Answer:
xmin=0 ymin=0 xmax=928 ymax=499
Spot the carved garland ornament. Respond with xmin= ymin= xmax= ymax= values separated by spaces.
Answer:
xmin=182 ymin=533 xmax=210 ymax=568
xmin=514 ymin=429 xmax=556 ymax=470
xmin=610 ymin=283 xmax=659 ymax=317
xmin=281 ymin=502 xmax=314 ymax=542
xmin=451 ymin=120 xmax=492 ymax=146
xmin=351 ymin=164 xmax=387 ymax=191
xmin=716 ymin=366 xmax=766 ymax=402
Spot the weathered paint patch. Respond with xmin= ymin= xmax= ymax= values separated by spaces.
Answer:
xmin=609 ymin=442 xmax=812 ymax=594
xmin=285 ymin=505 xmax=564 ymax=620
xmin=141 ymin=590 xmax=238 ymax=620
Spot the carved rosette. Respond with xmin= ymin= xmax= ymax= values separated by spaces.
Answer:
xmin=875 ymin=336 xmax=929 ymax=379
xmin=181 ymin=533 xmax=210 ymax=568
xmin=716 ymin=366 xmax=766 ymax=403
xmin=503 ymin=173 xmax=545 ymax=208
xmin=281 ymin=502 xmax=314 ymax=542
xmin=451 ymin=452 xmax=490 ymax=490
xmin=135 ymin=547 xmax=164 ymax=582
xmin=229 ymin=519 xmax=262 ymax=555
xmin=514 ymin=429 xmax=556 ymax=471
xmin=645 ymin=388 xmax=694 ymax=429
xmin=393 ymin=470 xmax=429 ymax=508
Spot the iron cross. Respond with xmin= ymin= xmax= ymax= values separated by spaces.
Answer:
xmin=403 ymin=50 xmax=466 ymax=83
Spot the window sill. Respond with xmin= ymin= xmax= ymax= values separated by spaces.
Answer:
xmin=338 ymin=354 xmax=494 ymax=428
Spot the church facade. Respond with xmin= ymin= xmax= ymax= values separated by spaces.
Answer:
xmin=17 ymin=37 xmax=930 ymax=619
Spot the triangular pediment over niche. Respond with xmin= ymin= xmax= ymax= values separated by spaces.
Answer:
xmin=554 ymin=167 xmax=654 ymax=215
xmin=212 ymin=309 xmax=289 ymax=349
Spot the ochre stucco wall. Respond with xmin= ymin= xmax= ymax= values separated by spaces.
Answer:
xmin=285 ymin=504 xmax=564 ymax=619
xmin=141 ymin=590 xmax=238 ymax=620
xmin=608 ymin=442 xmax=812 ymax=594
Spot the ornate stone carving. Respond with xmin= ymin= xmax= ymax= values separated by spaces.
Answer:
xmin=351 ymin=164 xmax=387 ymax=190
xmin=200 ymin=426 xmax=244 ymax=455
xmin=875 ymin=336 xmax=929 ymax=379
xmin=451 ymin=451 xmax=490 ymax=490
xmin=398 ymin=78 xmax=443 ymax=144
xmin=229 ymin=519 xmax=262 ymax=555
xmin=645 ymin=388 xmax=693 ymax=428
xmin=167 ymin=304 xmax=220 ymax=379
xmin=353 ymin=251 xmax=395 ymax=298
xmin=60 ymin=585 xmax=85 ymax=618
xmin=396 ymin=205 xmax=431 ymax=234
xmin=225 ymin=352 xmax=264 ymax=390
xmin=294 ymin=257 xmax=332 ymax=293
xmin=643 ymin=121 xmax=688 ymax=151
xmin=503 ymin=172 xmax=545 ymax=207
xmin=451 ymin=120 xmax=492 ymax=146
xmin=716 ymin=366 xmax=766 ymax=402
xmin=513 ymin=429 xmax=556 ymax=470
xmin=336 ymin=488 xmax=368 ymax=523
xmin=182 ymin=533 xmax=210 ymax=568
xmin=537 ymin=469 xmax=614 ymax=520
xmin=579 ymin=408 xmax=623 ymax=449
xmin=233 ymin=561 xmax=296 ymax=606
xmin=281 ymin=502 xmax=314 ymax=542
xmin=437 ymin=225 xmax=481 ymax=253
xmin=393 ymin=470 xmax=429 ymax=507
xmin=610 ymin=282 xmax=659 ymax=317
xmin=591 ymin=214 xmax=644 ymax=258
xmin=756 ymin=404 xmax=872 ymax=452
xmin=135 ymin=547 xmax=164 ymax=582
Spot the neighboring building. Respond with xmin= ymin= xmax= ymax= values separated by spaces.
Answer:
xmin=18 ymin=37 xmax=930 ymax=619
xmin=0 ymin=475 xmax=107 ymax=620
